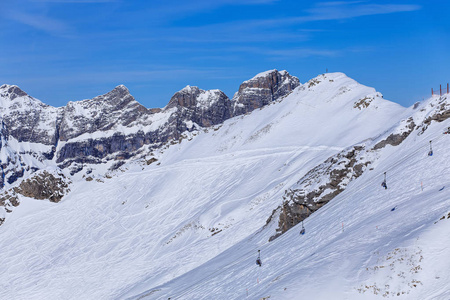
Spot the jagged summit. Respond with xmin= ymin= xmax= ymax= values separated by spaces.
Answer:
xmin=166 ymin=85 xmax=203 ymax=108
xmin=1 ymin=70 xmax=450 ymax=300
xmin=0 ymin=69 xmax=405 ymax=189
xmin=166 ymin=85 xmax=228 ymax=109
xmin=0 ymin=84 xmax=28 ymax=100
xmin=232 ymin=69 xmax=300 ymax=115
xmin=244 ymin=69 xmax=289 ymax=83
xmin=76 ymin=84 xmax=135 ymax=107
xmin=179 ymin=85 xmax=196 ymax=93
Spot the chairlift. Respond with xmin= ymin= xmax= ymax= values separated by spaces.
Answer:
xmin=299 ymin=220 xmax=305 ymax=235
xmin=428 ymin=140 xmax=433 ymax=156
xmin=381 ymin=172 xmax=387 ymax=189
xmin=256 ymin=250 xmax=262 ymax=267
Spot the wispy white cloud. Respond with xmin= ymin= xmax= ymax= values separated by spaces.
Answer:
xmin=266 ymin=48 xmax=339 ymax=58
xmin=181 ymin=45 xmax=339 ymax=59
xmin=3 ymin=67 xmax=232 ymax=86
xmin=300 ymin=2 xmax=421 ymax=22
xmin=4 ymin=9 xmax=71 ymax=36
xmin=225 ymin=2 xmax=421 ymax=28
xmin=132 ymin=2 xmax=420 ymax=47
xmin=292 ymin=1 xmax=421 ymax=22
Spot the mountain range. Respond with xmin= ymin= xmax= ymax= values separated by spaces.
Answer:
xmin=0 ymin=70 xmax=449 ymax=299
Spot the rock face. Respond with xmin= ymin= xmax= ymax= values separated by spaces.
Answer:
xmin=58 ymin=85 xmax=151 ymax=141
xmin=13 ymin=170 xmax=71 ymax=203
xmin=165 ymin=86 xmax=232 ymax=128
xmin=268 ymin=144 xmax=374 ymax=241
xmin=55 ymin=85 xmax=159 ymax=165
xmin=0 ymin=84 xmax=59 ymax=145
xmin=267 ymin=93 xmax=450 ymax=241
xmin=0 ymin=170 xmax=71 ymax=215
xmin=231 ymin=70 xmax=300 ymax=116
xmin=373 ymin=118 xmax=416 ymax=150
xmin=0 ymin=70 xmax=301 ymax=187
xmin=419 ymin=95 xmax=450 ymax=132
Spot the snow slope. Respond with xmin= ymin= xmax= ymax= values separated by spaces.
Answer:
xmin=1 ymin=73 xmax=448 ymax=300
xmin=130 ymin=106 xmax=450 ymax=300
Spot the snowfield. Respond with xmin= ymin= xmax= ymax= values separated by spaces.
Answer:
xmin=0 ymin=73 xmax=449 ymax=300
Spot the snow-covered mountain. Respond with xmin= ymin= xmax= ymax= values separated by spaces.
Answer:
xmin=0 ymin=70 xmax=298 ymax=189
xmin=0 ymin=71 xmax=449 ymax=300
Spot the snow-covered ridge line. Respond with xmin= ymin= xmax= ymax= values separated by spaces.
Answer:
xmin=0 ymin=69 xmax=301 ymax=189
xmin=2 ymin=70 xmax=450 ymax=300
xmin=125 ymin=94 xmax=450 ymax=300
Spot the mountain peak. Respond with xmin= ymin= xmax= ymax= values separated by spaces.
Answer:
xmin=179 ymin=85 xmax=200 ymax=94
xmin=166 ymin=86 xmax=202 ymax=109
xmin=108 ymin=84 xmax=131 ymax=97
xmin=113 ymin=84 xmax=129 ymax=92
xmin=87 ymin=84 xmax=134 ymax=107
xmin=0 ymin=84 xmax=29 ymax=100
xmin=245 ymin=69 xmax=289 ymax=82
xmin=232 ymin=69 xmax=300 ymax=115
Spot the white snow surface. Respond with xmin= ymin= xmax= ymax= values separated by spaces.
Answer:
xmin=1 ymin=73 xmax=449 ymax=300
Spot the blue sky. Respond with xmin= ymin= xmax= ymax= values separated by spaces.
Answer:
xmin=1 ymin=0 xmax=449 ymax=108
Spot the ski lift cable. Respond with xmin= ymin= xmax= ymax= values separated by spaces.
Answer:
xmin=309 ymin=127 xmax=448 ymax=221
xmin=171 ymin=239 xmax=275 ymax=299
xmin=172 ymin=242 xmax=276 ymax=299
xmin=172 ymin=128 xmax=449 ymax=299
xmin=173 ymin=212 xmax=311 ymax=299
xmin=374 ymin=129 xmax=447 ymax=182
xmin=172 ymin=212 xmax=311 ymax=300
xmin=278 ymin=123 xmax=448 ymax=229
xmin=352 ymin=129 xmax=448 ymax=203
xmin=334 ymin=133 xmax=450 ymax=235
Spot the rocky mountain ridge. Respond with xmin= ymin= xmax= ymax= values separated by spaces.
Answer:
xmin=0 ymin=70 xmax=299 ymax=188
xmin=1 ymin=70 xmax=450 ymax=300
xmin=267 ymin=92 xmax=450 ymax=240
xmin=3 ymin=70 xmax=449 ymax=238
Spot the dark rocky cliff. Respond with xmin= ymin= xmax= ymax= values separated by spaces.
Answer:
xmin=0 ymin=70 xmax=301 ymax=183
xmin=0 ymin=84 xmax=58 ymax=145
xmin=231 ymin=70 xmax=300 ymax=116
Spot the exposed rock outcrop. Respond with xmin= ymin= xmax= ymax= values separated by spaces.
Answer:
xmin=0 ymin=84 xmax=58 ymax=145
xmin=231 ymin=70 xmax=300 ymax=116
xmin=58 ymin=85 xmax=151 ymax=141
xmin=1 ymin=71 xmax=302 ymax=182
xmin=165 ymin=86 xmax=231 ymax=129
xmin=0 ymin=170 xmax=71 ymax=219
xmin=268 ymin=145 xmax=373 ymax=241
xmin=419 ymin=95 xmax=450 ymax=133
xmin=267 ymin=94 xmax=450 ymax=241
xmin=374 ymin=118 xmax=416 ymax=149
xmin=13 ymin=170 xmax=71 ymax=203
xmin=0 ymin=189 xmax=20 ymax=213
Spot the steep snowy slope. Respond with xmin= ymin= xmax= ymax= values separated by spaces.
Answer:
xmin=127 ymin=94 xmax=450 ymax=300
xmin=2 ymin=73 xmax=447 ymax=300
xmin=0 ymin=70 xmax=298 ymax=191
xmin=159 ymin=73 xmax=407 ymax=162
